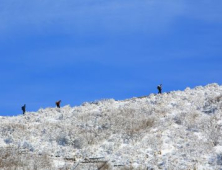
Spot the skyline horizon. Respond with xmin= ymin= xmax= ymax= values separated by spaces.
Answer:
xmin=2 ymin=82 xmax=221 ymax=116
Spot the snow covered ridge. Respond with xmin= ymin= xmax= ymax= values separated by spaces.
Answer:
xmin=0 ymin=83 xmax=222 ymax=170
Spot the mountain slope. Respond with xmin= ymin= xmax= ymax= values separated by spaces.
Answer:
xmin=0 ymin=83 xmax=222 ymax=169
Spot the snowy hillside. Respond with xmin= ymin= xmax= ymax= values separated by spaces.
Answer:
xmin=0 ymin=83 xmax=222 ymax=170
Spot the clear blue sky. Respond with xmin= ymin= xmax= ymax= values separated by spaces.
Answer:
xmin=1 ymin=0 xmax=222 ymax=116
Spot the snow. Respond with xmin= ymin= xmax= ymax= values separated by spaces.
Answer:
xmin=0 ymin=83 xmax=222 ymax=169
xmin=215 ymin=145 xmax=222 ymax=153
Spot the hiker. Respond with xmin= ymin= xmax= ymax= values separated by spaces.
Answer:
xmin=21 ymin=104 xmax=26 ymax=115
xmin=157 ymin=84 xmax=162 ymax=94
xmin=55 ymin=100 xmax=61 ymax=108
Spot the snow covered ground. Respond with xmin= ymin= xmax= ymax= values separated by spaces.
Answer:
xmin=0 ymin=83 xmax=222 ymax=170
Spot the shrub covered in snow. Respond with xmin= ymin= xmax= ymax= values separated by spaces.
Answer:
xmin=0 ymin=147 xmax=52 ymax=169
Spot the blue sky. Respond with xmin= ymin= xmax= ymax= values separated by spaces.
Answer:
xmin=0 ymin=0 xmax=222 ymax=116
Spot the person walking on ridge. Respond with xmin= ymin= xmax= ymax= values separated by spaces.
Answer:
xmin=157 ymin=84 xmax=162 ymax=94
xmin=55 ymin=100 xmax=61 ymax=108
xmin=21 ymin=104 xmax=26 ymax=115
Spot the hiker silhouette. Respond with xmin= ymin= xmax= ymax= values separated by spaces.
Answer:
xmin=157 ymin=84 xmax=162 ymax=94
xmin=55 ymin=100 xmax=61 ymax=108
xmin=21 ymin=104 xmax=26 ymax=115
